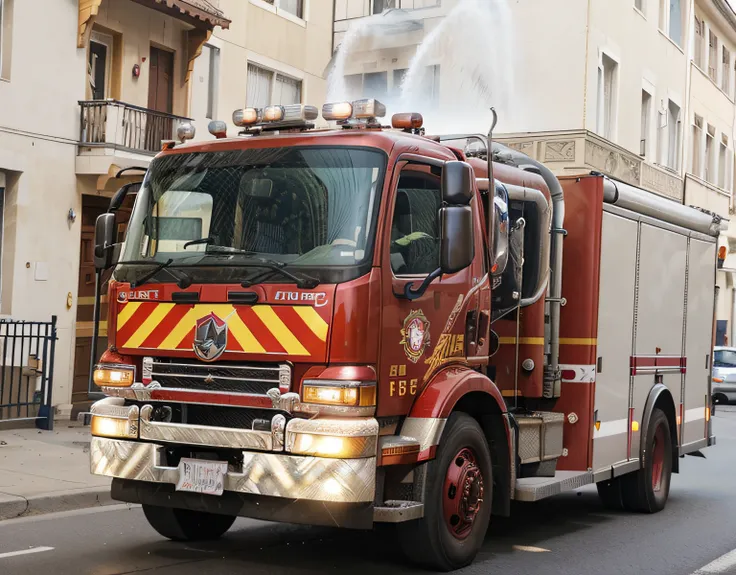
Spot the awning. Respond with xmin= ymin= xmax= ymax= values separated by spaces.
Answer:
xmin=78 ymin=0 xmax=230 ymax=48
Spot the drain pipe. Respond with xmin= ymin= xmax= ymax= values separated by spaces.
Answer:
xmin=491 ymin=142 xmax=566 ymax=398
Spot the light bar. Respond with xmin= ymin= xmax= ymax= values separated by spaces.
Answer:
xmin=323 ymin=101 xmax=353 ymax=121
xmin=176 ymin=122 xmax=195 ymax=143
xmin=392 ymin=112 xmax=423 ymax=130
xmin=263 ymin=105 xmax=285 ymax=123
xmin=233 ymin=108 xmax=260 ymax=127
xmin=282 ymin=104 xmax=319 ymax=122
xmin=208 ymin=120 xmax=227 ymax=139
xmin=352 ymin=99 xmax=386 ymax=119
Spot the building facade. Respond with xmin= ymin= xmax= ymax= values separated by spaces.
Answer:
xmin=0 ymin=0 xmax=332 ymax=420
xmin=332 ymin=0 xmax=736 ymax=344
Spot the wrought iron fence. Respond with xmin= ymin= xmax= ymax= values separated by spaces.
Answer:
xmin=79 ymin=100 xmax=191 ymax=154
xmin=0 ymin=317 xmax=57 ymax=430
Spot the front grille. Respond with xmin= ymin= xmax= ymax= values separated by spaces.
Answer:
xmin=150 ymin=360 xmax=290 ymax=395
xmin=185 ymin=405 xmax=288 ymax=429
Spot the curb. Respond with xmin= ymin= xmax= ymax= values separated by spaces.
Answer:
xmin=0 ymin=485 xmax=115 ymax=521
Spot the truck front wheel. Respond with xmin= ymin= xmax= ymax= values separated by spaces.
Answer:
xmin=142 ymin=504 xmax=236 ymax=541
xmin=397 ymin=412 xmax=493 ymax=571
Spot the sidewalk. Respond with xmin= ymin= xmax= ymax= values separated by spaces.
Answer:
xmin=0 ymin=422 xmax=115 ymax=520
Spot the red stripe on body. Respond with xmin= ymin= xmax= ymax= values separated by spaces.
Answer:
xmin=236 ymin=307 xmax=287 ymax=354
xmin=149 ymin=389 xmax=274 ymax=409
xmin=116 ymin=303 xmax=159 ymax=345
xmin=139 ymin=305 xmax=193 ymax=349
xmin=273 ymin=306 xmax=325 ymax=357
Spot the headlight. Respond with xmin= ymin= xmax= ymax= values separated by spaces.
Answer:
xmin=289 ymin=433 xmax=375 ymax=458
xmin=93 ymin=364 xmax=135 ymax=387
xmin=302 ymin=381 xmax=376 ymax=407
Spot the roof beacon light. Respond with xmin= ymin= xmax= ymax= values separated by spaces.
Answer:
xmin=352 ymin=99 xmax=386 ymax=120
xmin=263 ymin=105 xmax=285 ymax=123
xmin=282 ymin=104 xmax=319 ymax=122
xmin=233 ymin=108 xmax=260 ymax=127
xmin=208 ymin=120 xmax=228 ymax=139
xmin=323 ymin=101 xmax=353 ymax=122
xmin=392 ymin=112 xmax=423 ymax=131
xmin=176 ymin=122 xmax=195 ymax=143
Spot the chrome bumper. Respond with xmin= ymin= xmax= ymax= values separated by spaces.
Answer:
xmin=89 ymin=398 xmax=378 ymax=504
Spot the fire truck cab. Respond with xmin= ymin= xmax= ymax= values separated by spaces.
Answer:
xmin=88 ymin=100 xmax=720 ymax=571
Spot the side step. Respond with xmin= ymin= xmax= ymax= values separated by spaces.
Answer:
xmin=514 ymin=471 xmax=594 ymax=502
xmin=373 ymin=500 xmax=424 ymax=523
xmin=516 ymin=411 xmax=565 ymax=477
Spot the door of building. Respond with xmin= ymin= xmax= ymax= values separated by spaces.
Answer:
xmin=146 ymin=46 xmax=174 ymax=151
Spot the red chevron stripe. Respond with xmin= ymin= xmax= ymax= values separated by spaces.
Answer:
xmin=237 ymin=307 xmax=287 ymax=354
xmin=116 ymin=303 xmax=158 ymax=345
xmin=139 ymin=305 xmax=193 ymax=349
xmin=273 ymin=306 xmax=324 ymax=357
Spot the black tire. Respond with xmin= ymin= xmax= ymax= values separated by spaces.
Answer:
xmin=620 ymin=408 xmax=673 ymax=513
xmin=142 ymin=504 xmax=236 ymax=541
xmin=396 ymin=412 xmax=493 ymax=572
xmin=596 ymin=477 xmax=624 ymax=510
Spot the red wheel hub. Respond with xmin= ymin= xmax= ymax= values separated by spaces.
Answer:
xmin=651 ymin=425 xmax=666 ymax=492
xmin=442 ymin=447 xmax=484 ymax=540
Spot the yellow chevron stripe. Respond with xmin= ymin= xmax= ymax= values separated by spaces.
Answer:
xmin=253 ymin=305 xmax=309 ymax=355
xmin=116 ymin=302 xmax=141 ymax=330
xmin=122 ymin=303 xmax=176 ymax=348
xmin=294 ymin=306 xmax=329 ymax=341
xmin=159 ymin=306 xmax=201 ymax=350
xmin=225 ymin=309 xmax=266 ymax=354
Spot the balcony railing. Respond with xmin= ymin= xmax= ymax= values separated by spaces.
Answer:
xmin=79 ymin=100 xmax=192 ymax=155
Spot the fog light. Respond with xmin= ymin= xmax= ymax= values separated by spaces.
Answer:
xmin=93 ymin=365 xmax=135 ymax=387
xmin=289 ymin=433 xmax=374 ymax=458
xmin=90 ymin=415 xmax=137 ymax=439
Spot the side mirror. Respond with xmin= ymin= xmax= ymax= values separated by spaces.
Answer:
xmin=93 ymin=213 xmax=117 ymax=270
xmin=442 ymin=161 xmax=473 ymax=204
xmin=440 ymin=205 xmax=474 ymax=274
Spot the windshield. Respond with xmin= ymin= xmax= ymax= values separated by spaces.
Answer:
xmin=714 ymin=349 xmax=736 ymax=368
xmin=116 ymin=146 xmax=386 ymax=285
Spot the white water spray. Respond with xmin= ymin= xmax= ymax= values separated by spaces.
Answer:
xmin=326 ymin=0 xmax=520 ymax=135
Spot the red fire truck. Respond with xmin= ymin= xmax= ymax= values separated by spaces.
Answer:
xmin=88 ymin=99 xmax=720 ymax=571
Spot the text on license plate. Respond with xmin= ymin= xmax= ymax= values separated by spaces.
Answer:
xmin=175 ymin=458 xmax=228 ymax=496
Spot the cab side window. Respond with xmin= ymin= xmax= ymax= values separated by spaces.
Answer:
xmin=390 ymin=166 xmax=442 ymax=275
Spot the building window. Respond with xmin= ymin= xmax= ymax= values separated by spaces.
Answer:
xmin=640 ymin=90 xmax=652 ymax=158
xmin=392 ymin=68 xmax=407 ymax=98
xmin=669 ymin=0 xmax=682 ymax=46
xmin=710 ymin=31 xmax=718 ymax=81
xmin=666 ymin=100 xmax=681 ymax=171
xmin=692 ymin=115 xmax=703 ymax=177
xmin=373 ymin=0 xmax=397 ymax=13
xmin=723 ymin=47 xmax=731 ymax=94
xmin=694 ymin=16 xmax=705 ymax=69
xmin=343 ymin=71 xmax=388 ymax=100
xmin=262 ymin=0 xmax=303 ymax=18
xmin=597 ymin=54 xmax=618 ymax=140
xmin=207 ymin=46 xmax=220 ymax=119
xmin=635 ymin=0 xmax=644 ymax=12
xmin=0 ymin=0 xmax=11 ymax=81
xmin=719 ymin=135 xmax=728 ymax=189
xmin=246 ymin=63 xmax=302 ymax=108
xmin=706 ymin=124 xmax=716 ymax=183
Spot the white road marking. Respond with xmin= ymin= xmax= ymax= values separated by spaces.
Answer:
xmin=0 ymin=547 xmax=54 ymax=560
xmin=692 ymin=548 xmax=736 ymax=574
xmin=512 ymin=545 xmax=550 ymax=553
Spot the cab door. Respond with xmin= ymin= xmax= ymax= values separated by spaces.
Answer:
xmin=379 ymin=158 xmax=484 ymax=416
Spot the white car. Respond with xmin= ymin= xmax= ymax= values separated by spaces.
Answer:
xmin=712 ymin=346 xmax=736 ymax=408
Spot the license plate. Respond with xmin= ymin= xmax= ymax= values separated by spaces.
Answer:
xmin=175 ymin=458 xmax=228 ymax=496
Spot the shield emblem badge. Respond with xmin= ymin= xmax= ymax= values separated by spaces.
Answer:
xmin=193 ymin=312 xmax=228 ymax=362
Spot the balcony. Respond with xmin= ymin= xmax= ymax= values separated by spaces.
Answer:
xmin=76 ymin=100 xmax=192 ymax=176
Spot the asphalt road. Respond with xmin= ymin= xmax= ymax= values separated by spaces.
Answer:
xmin=2 ymin=408 xmax=736 ymax=575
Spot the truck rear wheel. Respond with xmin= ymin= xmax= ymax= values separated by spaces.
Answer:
xmin=621 ymin=408 xmax=673 ymax=513
xmin=142 ymin=504 xmax=236 ymax=541
xmin=397 ymin=412 xmax=492 ymax=572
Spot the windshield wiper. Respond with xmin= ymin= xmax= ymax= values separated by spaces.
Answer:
xmin=183 ymin=237 xmax=213 ymax=249
xmin=118 ymin=259 xmax=192 ymax=289
xmin=241 ymin=265 xmax=319 ymax=289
